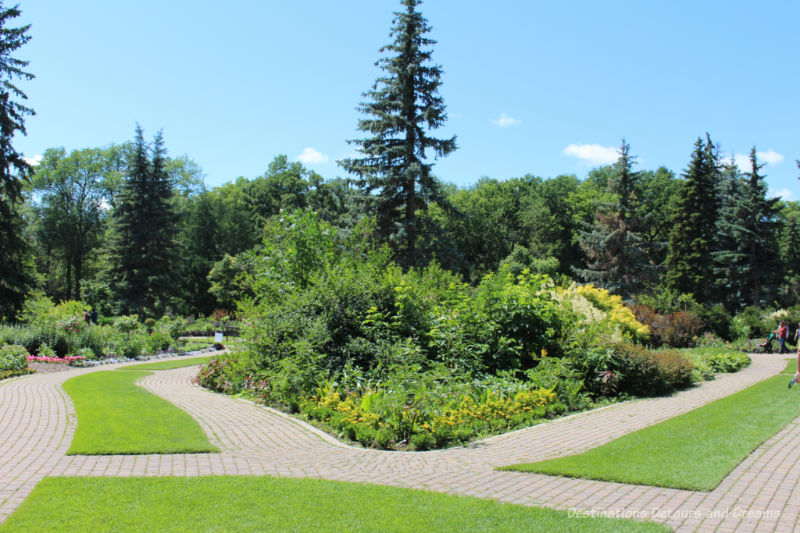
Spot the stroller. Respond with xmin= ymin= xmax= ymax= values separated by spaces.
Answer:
xmin=758 ymin=332 xmax=776 ymax=353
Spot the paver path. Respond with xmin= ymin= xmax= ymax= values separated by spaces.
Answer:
xmin=0 ymin=354 xmax=797 ymax=532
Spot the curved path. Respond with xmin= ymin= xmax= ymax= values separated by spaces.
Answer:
xmin=0 ymin=354 xmax=797 ymax=532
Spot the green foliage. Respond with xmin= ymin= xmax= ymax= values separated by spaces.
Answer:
xmin=0 ymin=344 xmax=29 ymax=371
xmin=712 ymin=150 xmax=783 ymax=311
xmin=573 ymin=342 xmax=694 ymax=397
xmin=0 ymin=2 xmax=35 ymax=322
xmin=144 ymin=331 xmax=171 ymax=354
xmin=575 ymin=141 xmax=660 ymax=297
xmin=666 ymin=135 xmax=720 ymax=303
xmin=111 ymin=127 xmax=180 ymax=318
xmin=339 ymin=0 xmax=456 ymax=266
xmin=294 ymin=365 xmax=571 ymax=450
xmin=682 ymin=347 xmax=750 ymax=380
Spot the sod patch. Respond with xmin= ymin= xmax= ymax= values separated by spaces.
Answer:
xmin=119 ymin=355 xmax=214 ymax=371
xmin=63 ymin=370 xmax=218 ymax=455
xmin=0 ymin=476 xmax=669 ymax=533
xmin=501 ymin=374 xmax=800 ymax=490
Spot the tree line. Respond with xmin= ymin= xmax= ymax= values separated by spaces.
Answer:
xmin=1 ymin=0 xmax=798 ymax=324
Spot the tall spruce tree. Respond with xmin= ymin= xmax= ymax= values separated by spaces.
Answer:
xmin=779 ymin=214 xmax=800 ymax=306
xmin=666 ymin=135 xmax=720 ymax=303
xmin=0 ymin=2 xmax=33 ymax=319
xmin=713 ymin=148 xmax=781 ymax=310
xmin=574 ymin=141 xmax=655 ymax=298
xmin=339 ymin=0 xmax=456 ymax=267
xmin=111 ymin=126 xmax=178 ymax=317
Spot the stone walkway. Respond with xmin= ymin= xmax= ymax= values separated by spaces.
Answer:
xmin=0 ymin=354 xmax=797 ymax=531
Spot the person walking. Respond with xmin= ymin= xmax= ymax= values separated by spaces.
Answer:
xmin=776 ymin=321 xmax=789 ymax=354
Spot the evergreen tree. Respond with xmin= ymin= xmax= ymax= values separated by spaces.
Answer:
xmin=778 ymin=214 xmax=800 ymax=306
xmin=111 ymin=127 xmax=178 ymax=317
xmin=574 ymin=141 xmax=655 ymax=298
xmin=0 ymin=2 xmax=33 ymax=319
xmin=713 ymin=148 xmax=782 ymax=310
xmin=339 ymin=0 xmax=456 ymax=267
xmin=145 ymin=131 xmax=179 ymax=312
xmin=666 ymin=135 xmax=720 ymax=303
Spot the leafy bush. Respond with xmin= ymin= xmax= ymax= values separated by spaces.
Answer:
xmin=633 ymin=304 xmax=704 ymax=348
xmin=662 ymin=311 xmax=704 ymax=348
xmin=557 ymin=284 xmax=649 ymax=344
xmin=574 ymin=342 xmax=694 ymax=397
xmin=697 ymin=304 xmax=732 ymax=341
xmin=156 ymin=316 xmax=187 ymax=341
xmin=651 ymin=350 xmax=694 ymax=390
xmin=113 ymin=315 xmax=141 ymax=335
xmin=112 ymin=332 xmax=146 ymax=358
xmin=682 ymin=347 xmax=750 ymax=379
xmin=145 ymin=331 xmax=172 ymax=354
xmin=0 ymin=344 xmax=29 ymax=372
xmin=293 ymin=367 xmax=568 ymax=450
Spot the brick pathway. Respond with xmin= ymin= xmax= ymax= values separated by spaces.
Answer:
xmin=0 ymin=354 xmax=796 ymax=531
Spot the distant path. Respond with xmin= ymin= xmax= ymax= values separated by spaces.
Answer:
xmin=0 ymin=353 xmax=796 ymax=532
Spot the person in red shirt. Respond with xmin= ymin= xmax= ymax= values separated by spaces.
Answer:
xmin=776 ymin=321 xmax=789 ymax=354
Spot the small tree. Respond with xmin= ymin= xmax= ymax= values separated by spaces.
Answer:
xmin=340 ymin=0 xmax=456 ymax=268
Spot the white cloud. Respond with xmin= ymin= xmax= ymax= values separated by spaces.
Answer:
xmin=296 ymin=147 xmax=329 ymax=165
xmin=728 ymin=149 xmax=784 ymax=170
xmin=491 ymin=112 xmax=522 ymax=127
xmin=23 ymin=154 xmax=42 ymax=166
xmin=758 ymin=149 xmax=784 ymax=165
xmin=732 ymin=153 xmax=750 ymax=170
xmin=775 ymin=188 xmax=796 ymax=201
xmin=562 ymin=143 xmax=618 ymax=165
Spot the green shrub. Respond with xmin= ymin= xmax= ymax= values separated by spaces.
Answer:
xmin=652 ymin=350 xmax=694 ymax=390
xmin=697 ymin=305 xmax=732 ymax=341
xmin=683 ymin=348 xmax=750 ymax=376
xmin=410 ymin=432 xmax=435 ymax=451
xmin=113 ymin=315 xmax=141 ymax=335
xmin=144 ymin=331 xmax=172 ymax=355
xmin=156 ymin=316 xmax=187 ymax=340
xmin=112 ymin=333 xmax=146 ymax=358
xmin=38 ymin=344 xmax=57 ymax=358
xmin=0 ymin=344 xmax=29 ymax=372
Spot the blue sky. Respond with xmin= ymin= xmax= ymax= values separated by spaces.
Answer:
xmin=15 ymin=1 xmax=800 ymax=199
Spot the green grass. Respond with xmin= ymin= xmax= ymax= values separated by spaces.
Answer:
xmin=119 ymin=355 xmax=214 ymax=370
xmin=501 ymin=374 xmax=800 ymax=490
xmin=63 ymin=371 xmax=218 ymax=455
xmin=781 ymin=357 xmax=797 ymax=374
xmin=0 ymin=476 xmax=669 ymax=533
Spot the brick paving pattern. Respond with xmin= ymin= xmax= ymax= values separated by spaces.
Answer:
xmin=0 ymin=353 xmax=796 ymax=531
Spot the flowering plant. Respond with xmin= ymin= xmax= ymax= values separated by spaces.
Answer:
xmin=27 ymin=355 xmax=85 ymax=364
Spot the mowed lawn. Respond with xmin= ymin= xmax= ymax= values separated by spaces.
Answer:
xmin=119 ymin=355 xmax=215 ymax=371
xmin=502 ymin=372 xmax=800 ymax=490
xmin=0 ymin=476 xmax=669 ymax=533
xmin=63 ymin=370 xmax=218 ymax=455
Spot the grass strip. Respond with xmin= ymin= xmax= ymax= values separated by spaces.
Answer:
xmin=63 ymin=371 xmax=218 ymax=455
xmin=0 ymin=476 xmax=668 ymax=533
xmin=781 ymin=358 xmax=797 ymax=374
xmin=119 ymin=355 xmax=214 ymax=370
xmin=501 ymin=374 xmax=800 ymax=490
